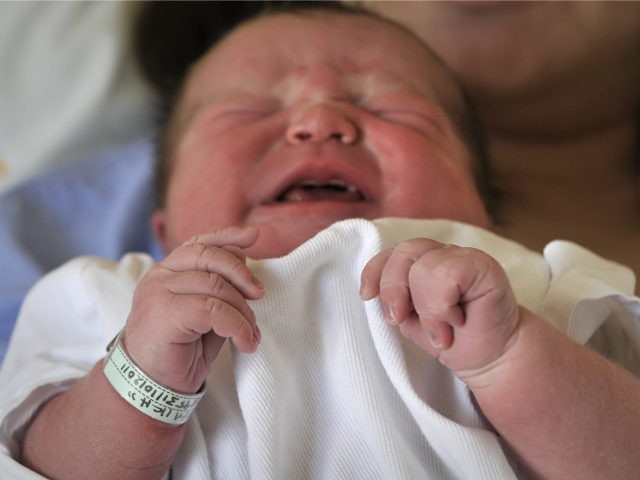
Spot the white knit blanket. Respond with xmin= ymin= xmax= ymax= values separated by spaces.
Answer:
xmin=173 ymin=218 xmax=637 ymax=479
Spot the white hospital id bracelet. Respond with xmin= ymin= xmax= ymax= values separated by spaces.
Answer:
xmin=103 ymin=331 xmax=205 ymax=425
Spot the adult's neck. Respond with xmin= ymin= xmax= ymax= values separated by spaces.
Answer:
xmin=477 ymin=54 xmax=640 ymax=141
xmin=490 ymin=116 xmax=640 ymax=292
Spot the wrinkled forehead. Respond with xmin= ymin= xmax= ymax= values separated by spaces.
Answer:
xmin=179 ymin=10 xmax=462 ymax=111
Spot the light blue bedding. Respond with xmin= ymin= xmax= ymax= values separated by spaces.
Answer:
xmin=0 ymin=140 xmax=163 ymax=364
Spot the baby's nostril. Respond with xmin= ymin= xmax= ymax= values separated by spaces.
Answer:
xmin=295 ymin=131 xmax=312 ymax=141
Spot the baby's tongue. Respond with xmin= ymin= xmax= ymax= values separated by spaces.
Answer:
xmin=283 ymin=185 xmax=361 ymax=202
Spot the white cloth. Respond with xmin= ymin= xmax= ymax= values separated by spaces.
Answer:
xmin=1 ymin=218 xmax=638 ymax=479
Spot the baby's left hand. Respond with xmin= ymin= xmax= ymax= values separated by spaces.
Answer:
xmin=360 ymin=238 xmax=521 ymax=376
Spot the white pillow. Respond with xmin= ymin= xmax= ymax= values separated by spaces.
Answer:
xmin=0 ymin=1 xmax=156 ymax=193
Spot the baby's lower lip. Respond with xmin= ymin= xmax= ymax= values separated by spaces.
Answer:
xmin=254 ymin=200 xmax=372 ymax=220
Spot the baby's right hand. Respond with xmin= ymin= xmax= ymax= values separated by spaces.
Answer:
xmin=121 ymin=226 xmax=265 ymax=394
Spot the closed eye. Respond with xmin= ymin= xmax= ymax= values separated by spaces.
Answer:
xmin=206 ymin=95 xmax=280 ymax=123
xmin=214 ymin=109 xmax=276 ymax=120
xmin=376 ymin=110 xmax=443 ymax=136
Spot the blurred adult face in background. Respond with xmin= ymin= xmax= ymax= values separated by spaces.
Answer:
xmin=363 ymin=1 xmax=640 ymax=138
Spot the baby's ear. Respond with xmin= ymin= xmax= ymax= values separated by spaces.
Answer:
xmin=151 ymin=209 xmax=171 ymax=253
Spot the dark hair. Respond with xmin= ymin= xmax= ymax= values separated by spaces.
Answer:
xmin=134 ymin=1 xmax=500 ymax=220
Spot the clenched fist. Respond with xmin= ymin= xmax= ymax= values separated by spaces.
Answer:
xmin=360 ymin=238 xmax=521 ymax=378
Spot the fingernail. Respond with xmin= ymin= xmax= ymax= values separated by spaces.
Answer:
xmin=384 ymin=303 xmax=398 ymax=324
xmin=359 ymin=280 xmax=368 ymax=299
xmin=428 ymin=330 xmax=442 ymax=349
xmin=252 ymin=275 xmax=264 ymax=291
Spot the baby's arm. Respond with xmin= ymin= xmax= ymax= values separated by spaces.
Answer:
xmin=360 ymin=238 xmax=640 ymax=480
xmin=20 ymin=226 xmax=264 ymax=480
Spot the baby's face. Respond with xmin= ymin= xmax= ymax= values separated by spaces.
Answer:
xmin=153 ymin=11 xmax=490 ymax=258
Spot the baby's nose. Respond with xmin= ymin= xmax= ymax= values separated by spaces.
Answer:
xmin=286 ymin=101 xmax=358 ymax=145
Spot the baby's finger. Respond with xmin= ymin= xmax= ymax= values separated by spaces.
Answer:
xmin=377 ymin=239 xmax=447 ymax=324
xmin=360 ymin=247 xmax=394 ymax=300
xmin=396 ymin=315 xmax=453 ymax=355
xmin=185 ymin=225 xmax=260 ymax=251
xmin=184 ymin=225 xmax=261 ymax=282
xmin=168 ymin=293 xmax=259 ymax=354
xmin=408 ymin=246 xmax=478 ymax=330
xmin=163 ymin=270 xmax=258 ymax=331
xmin=163 ymin=242 xmax=264 ymax=300
xmin=416 ymin=311 xmax=456 ymax=350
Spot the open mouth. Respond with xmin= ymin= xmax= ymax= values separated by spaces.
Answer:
xmin=272 ymin=179 xmax=366 ymax=203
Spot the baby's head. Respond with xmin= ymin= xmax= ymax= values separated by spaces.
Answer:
xmin=149 ymin=2 xmax=493 ymax=259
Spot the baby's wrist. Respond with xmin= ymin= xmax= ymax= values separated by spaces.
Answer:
xmin=453 ymin=306 xmax=531 ymax=391
xmin=457 ymin=307 xmax=554 ymax=393
xmin=103 ymin=330 xmax=205 ymax=425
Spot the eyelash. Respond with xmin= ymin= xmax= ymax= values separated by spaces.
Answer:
xmin=374 ymin=110 xmax=439 ymax=132
xmin=218 ymin=108 xmax=275 ymax=118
